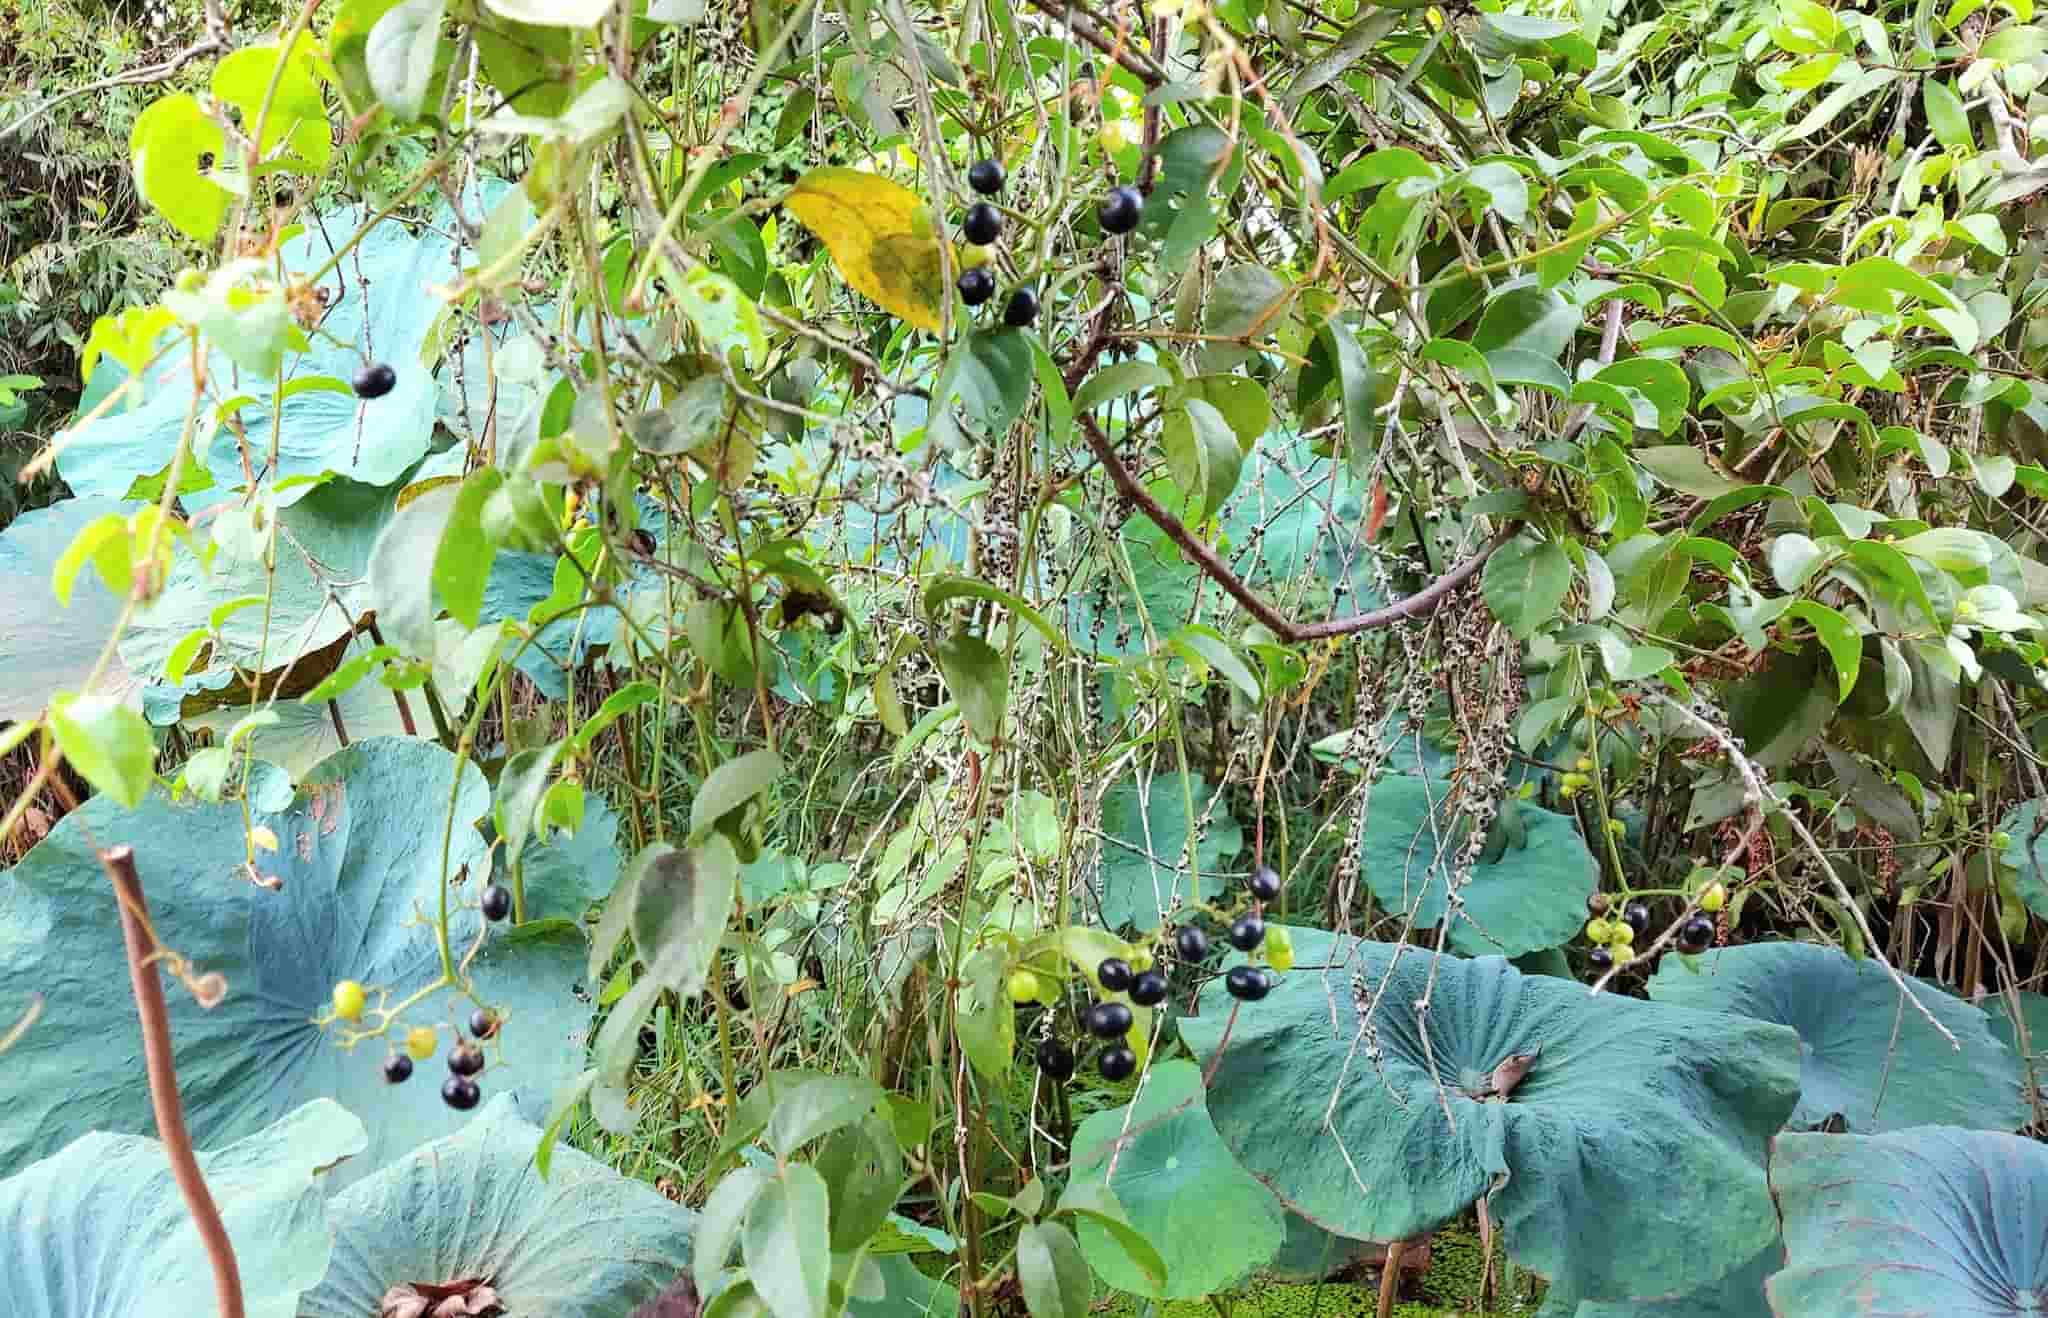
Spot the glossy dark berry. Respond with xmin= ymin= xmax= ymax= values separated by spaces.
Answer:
xmin=1129 ymin=970 xmax=1169 ymax=1007
xmin=1621 ymin=902 xmax=1650 ymax=936
xmin=1085 ymin=1000 xmax=1135 ymax=1040
xmin=469 ymin=1009 xmax=499 ymax=1040
xmin=1228 ymin=914 xmax=1266 ymax=952
xmin=480 ymin=884 xmax=512 ymax=922
xmin=1248 ymin=865 xmax=1281 ymax=902
xmin=1173 ymin=925 xmax=1210 ymax=963
xmin=1225 ymin=965 xmax=1271 ymax=1002
xmin=447 ymin=1042 xmax=486 ymax=1077
xmin=957 ymin=267 xmax=995 ymax=306
xmin=1035 ymin=1037 xmax=1075 ymax=1081
xmin=1098 ymin=1045 xmax=1137 ymax=1082
xmin=1587 ymin=945 xmax=1614 ymax=973
xmin=968 ymin=159 xmax=1004 ymax=196
xmin=962 ymin=202 xmax=1002 ymax=245
xmin=1096 ymin=957 xmax=1134 ymax=992
xmin=351 ymin=362 xmax=396 ymax=399
xmin=1677 ymin=915 xmax=1716 ymax=955
xmin=441 ymin=1075 xmax=481 ymax=1110
xmin=1003 ymin=286 xmax=1039 ymax=327
xmin=382 ymin=1053 xmax=413 ymax=1084
xmin=1098 ymin=185 xmax=1143 ymax=235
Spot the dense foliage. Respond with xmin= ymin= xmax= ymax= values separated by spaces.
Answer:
xmin=9 ymin=0 xmax=2048 ymax=1313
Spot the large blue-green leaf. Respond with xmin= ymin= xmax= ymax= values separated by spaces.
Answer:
xmin=1357 ymin=774 xmax=1596 ymax=956
xmin=1069 ymin=1059 xmax=1284 ymax=1298
xmin=1647 ymin=942 xmax=2024 ymax=1132
xmin=1095 ymin=775 xmax=1243 ymax=930
xmin=1769 ymin=1126 xmax=2048 ymax=1315
xmin=1568 ymin=1245 xmax=1776 ymax=1317
xmin=0 ymin=738 xmax=588 ymax=1186
xmin=300 ymin=1092 xmax=694 ymax=1318
xmin=0 ymin=1099 xmax=363 ymax=1318
xmin=56 ymin=205 xmax=454 ymax=498
xmin=1178 ymin=928 xmax=1802 ymax=1302
xmin=1986 ymin=990 xmax=2048 ymax=1105
xmin=0 ymin=496 xmax=143 ymax=721
xmin=1999 ymin=800 xmax=2048 ymax=922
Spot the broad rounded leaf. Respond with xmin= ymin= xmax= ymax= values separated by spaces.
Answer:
xmin=301 ymin=1093 xmax=694 ymax=1318
xmin=1069 ymin=1059 xmax=1284 ymax=1297
xmin=1769 ymin=1126 xmax=2048 ymax=1316
xmin=784 ymin=168 xmax=948 ymax=332
xmin=1998 ymin=800 xmax=2048 ymax=923
xmin=0 ymin=1100 xmax=364 ymax=1318
xmin=0 ymin=738 xmax=587 ymax=1186
xmin=1482 ymin=532 xmax=1571 ymax=640
xmin=1647 ymin=942 xmax=2024 ymax=1132
xmin=129 ymin=93 xmax=231 ymax=242
xmin=1178 ymin=928 xmax=1801 ymax=1301
xmin=1096 ymin=776 xmax=1243 ymax=930
xmin=1356 ymin=774 xmax=1595 ymax=957
xmin=0 ymin=497 xmax=141 ymax=721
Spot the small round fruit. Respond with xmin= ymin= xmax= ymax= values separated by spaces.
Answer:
xmin=1127 ymin=948 xmax=1155 ymax=973
xmin=469 ymin=1009 xmax=499 ymax=1040
xmin=1994 ymin=830 xmax=2014 ymax=850
xmin=1228 ymin=914 xmax=1266 ymax=952
xmin=480 ymin=884 xmax=512 ymax=922
xmin=1621 ymin=901 xmax=1650 ymax=936
xmin=1587 ymin=945 xmax=1614 ymax=973
xmin=957 ymin=267 xmax=996 ymax=306
xmin=968 ymin=158 xmax=1005 ymax=196
xmin=406 ymin=1025 xmax=438 ymax=1060
xmin=1097 ymin=185 xmax=1143 ymax=235
xmin=1585 ymin=918 xmax=1612 ymax=944
xmin=1173 ymin=925 xmax=1210 ymax=963
xmin=1036 ymin=1037 xmax=1075 ymax=1081
xmin=1609 ymin=919 xmax=1635 ymax=946
xmin=351 ymin=362 xmax=397 ymax=400
xmin=962 ymin=202 xmax=1002 ymax=245
xmin=1003 ymin=286 xmax=1039 ymax=327
xmin=1677 ymin=915 xmax=1716 ymax=954
xmin=1098 ymin=1045 xmax=1137 ymax=1082
xmin=441 ymin=1075 xmax=482 ymax=1110
xmin=174 ymin=267 xmax=204 ymax=294
xmin=1225 ymin=965 xmax=1271 ymax=1002
xmin=1264 ymin=926 xmax=1296 ymax=972
xmin=1097 ymin=958 xmax=1134 ymax=992
xmin=331 ymin=980 xmax=367 ymax=1022
xmin=1586 ymin=892 xmax=1611 ymax=916
xmin=448 ymin=1042 xmax=486 ymax=1077
xmin=1085 ymin=1000 xmax=1135 ymax=1040
xmin=1248 ymin=865 xmax=1281 ymax=902
xmin=1008 ymin=970 xmax=1043 ymax=1004
xmin=1129 ymin=970 xmax=1169 ymax=1006
xmin=1698 ymin=881 xmax=1727 ymax=914
xmin=382 ymin=1053 xmax=414 ymax=1084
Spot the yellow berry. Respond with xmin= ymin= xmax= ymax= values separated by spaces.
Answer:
xmin=406 ymin=1025 xmax=438 ymax=1060
xmin=1128 ymin=949 xmax=1155 ymax=973
xmin=1007 ymin=970 xmax=1042 ymax=1004
xmin=1264 ymin=926 xmax=1295 ymax=972
xmin=1610 ymin=919 xmax=1635 ymax=945
xmin=1699 ymin=881 xmax=1727 ymax=914
xmin=331 ymin=980 xmax=366 ymax=1022
xmin=1575 ymin=756 xmax=1594 ymax=773
xmin=1585 ymin=918 xmax=1611 ymax=943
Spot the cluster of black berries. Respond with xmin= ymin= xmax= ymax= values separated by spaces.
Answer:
xmin=957 ymin=159 xmax=1145 ymax=330
xmin=382 ymin=1008 xmax=500 ymax=1112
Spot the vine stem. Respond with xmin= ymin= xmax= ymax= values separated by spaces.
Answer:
xmin=100 ymin=845 xmax=244 ymax=1318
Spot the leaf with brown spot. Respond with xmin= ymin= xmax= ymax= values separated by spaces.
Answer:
xmin=784 ymin=167 xmax=950 ymax=332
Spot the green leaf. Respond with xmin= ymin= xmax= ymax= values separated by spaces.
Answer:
xmin=211 ymin=36 xmax=332 ymax=172
xmin=766 ymin=1074 xmax=885 ymax=1158
xmin=1472 ymin=286 xmax=1582 ymax=360
xmin=1097 ymin=777 xmax=1243 ymax=930
xmin=48 ymin=691 xmax=154 ymax=808
xmin=1482 ymin=533 xmax=1572 ymax=639
xmin=483 ymin=0 xmax=612 ymax=23
xmin=631 ymin=836 xmax=739 ymax=996
xmin=1052 ymin=1183 xmax=1169 ymax=1297
xmin=1074 ymin=361 xmax=1173 ymax=412
xmin=1784 ymin=601 xmax=1862 ymax=702
xmin=1069 ymin=1060 xmax=1282 ymax=1298
xmin=698 ymin=1164 xmax=772 ymax=1284
xmin=922 ymin=576 xmax=1065 ymax=650
xmin=1634 ymin=445 xmax=1742 ymax=496
xmin=435 ymin=468 xmax=503 ymax=628
xmin=746 ymin=1165 xmax=832 ymax=1318
xmin=955 ymin=943 xmax=1015 ymax=1081
xmin=675 ymin=266 xmax=767 ymax=369
xmin=1168 ymin=626 xmax=1262 ymax=703
xmin=1204 ymin=264 xmax=1291 ymax=346
xmin=815 ymin=1117 xmax=904 ymax=1252
xmin=1923 ymin=78 xmax=1973 ymax=150
xmin=366 ymin=0 xmax=447 ymax=121
xmin=1016 ymin=1223 xmax=1092 ymax=1318
xmin=1161 ymin=398 xmax=1244 ymax=521
xmin=691 ymin=748 xmax=784 ymax=840
xmin=1539 ymin=193 xmax=1600 ymax=289
xmin=128 ymin=94 xmax=232 ymax=243
xmin=1596 ymin=358 xmax=1690 ymax=436
xmin=1179 ymin=929 xmax=1802 ymax=1302
xmin=1316 ymin=320 xmax=1378 ymax=478
xmin=933 ymin=632 xmax=1007 ymax=742
xmin=1176 ymin=375 xmax=1272 ymax=449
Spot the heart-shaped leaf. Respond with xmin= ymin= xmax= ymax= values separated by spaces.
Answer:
xmin=0 ymin=497 xmax=143 ymax=721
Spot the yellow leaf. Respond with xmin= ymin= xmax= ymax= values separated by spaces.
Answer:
xmin=784 ymin=167 xmax=950 ymax=333
xmin=249 ymin=824 xmax=279 ymax=853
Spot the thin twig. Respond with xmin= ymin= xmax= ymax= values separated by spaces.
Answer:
xmin=101 ymin=846 xmax=244 ymax=1318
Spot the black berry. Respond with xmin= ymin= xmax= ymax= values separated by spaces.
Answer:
xmin=1003 ymin=286 xmax=1039 ymax=327
xmin=1677 ymin=915 xmax=1716 ymax=955
xmin=962 ymin=202 xmax=1002 ymax=245
xmin=1225 ymin=966 xmax=1270 ymax=1002
xmin=1621 ymin=901 xmax=1650 ymax=936
xmin=968 ymin=159 xmax=1004 ymax=196
xmin=1587 ymin=945 xmax=1614 ymax=973
xmin=957 ymin=267 xmax=995 ymax=306
xmin=448 ymin=1042 xmax=486 ymax=1077
xmin=351 ymin=362 xmax=396 ymax=399
xmin=1036 ymin=1037 xmax=1075 ymax=1081
xmin=1228 ymin=914 xmax=1266 ymax=952
xmin=1173 ymin=925 xmax=1209 ymax=963
xmin=469 ymin=1008 xmax=499 ymax=1040
xmin=480 ymin=884 xmax=512 ymax=922
xmin=1098 ymin=1045 xmax=1137 ymax=1082
xmin=1129 ymin=970 xmax=1169 ymax=1007
xmin=1096 ymin=957 xmax=1134 ymax=992
xmin=1098 ymin=185 xmax=1143 ymax=235
xmin=1085 ymin=1000 xmax=1135 ymax=1040
xmin=1248 ymin=866 xmax=1281 ymax=902
xmin=441 ymin=1075 xmax=481 ymax=1110
xmin=382 ymin=1053 xmax=414 ymax=1084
